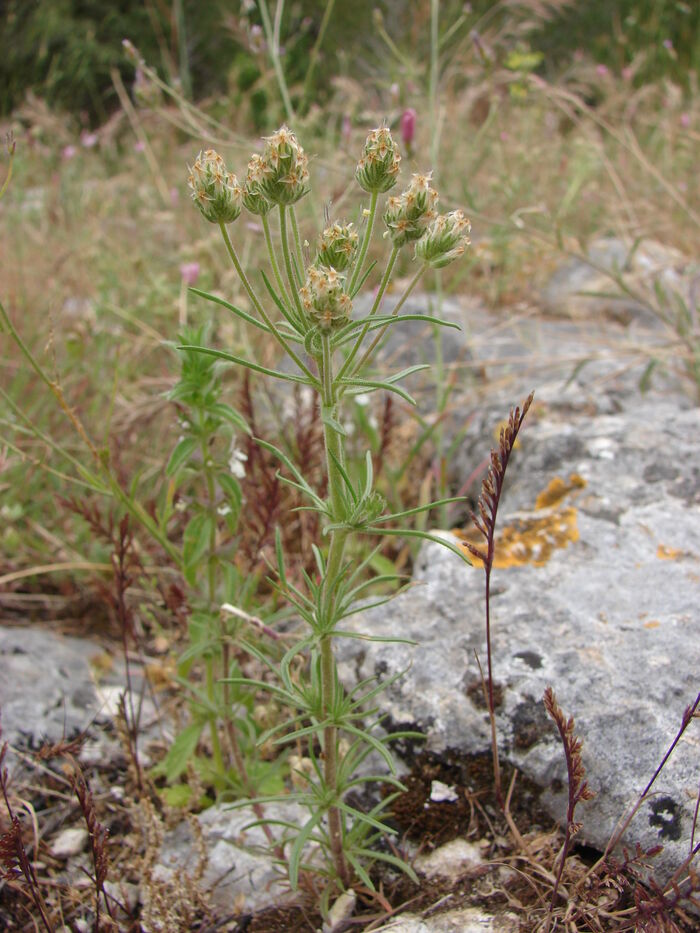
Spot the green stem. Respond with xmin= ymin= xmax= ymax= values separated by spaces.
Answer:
xmin=258 ymin=0 xmax=295 ymax=124
xmin=219 ymin=221 xmax=316 ymax=383
xmin=278 ymin=206 xmax=307 ymax=325
xmin=348 ymin=262 xmax=426 ymax=380
xmin=290 ymin=205 xmax=306 ymax=279
xmin=348 ymin=190 xmax=379 ymax=295
xmin=338 ymin=244 xmax=398 ymax=381
xmin=262 ymin=212 xmax=292 ymax=312
xmin=318 ymin=335 xmax=350 ymax=887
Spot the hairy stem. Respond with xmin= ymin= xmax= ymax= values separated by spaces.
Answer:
xmin=278 ymin=205 xmax=308 ymax=326
xmin=262 ymin=212 xmax=292 ymax=311
xmin=318 ymin=334 xmax=350 ymax=887
xmin=348 ymin=190 xmax=379 ymax=295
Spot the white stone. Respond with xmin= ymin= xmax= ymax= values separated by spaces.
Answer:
xmin=51 ymin=827 xmax=88 ymax=859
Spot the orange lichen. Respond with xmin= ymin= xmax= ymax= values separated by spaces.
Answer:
xmin=644 ymin=620 xmax=661 ymax=630
xmin=535 ymin=473 xmax=586 ymax=509
xmin=456 ymin=473 xmax=585 ymax=568
xmin=656 ymin=544 xmax=683 ymax=560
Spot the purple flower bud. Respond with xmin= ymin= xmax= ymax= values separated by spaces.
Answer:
xmin=62 ymin=145 xmax=77 ymax=160
xmin=680 ymin=113 xmax=690 ymax=128
xmin=400 ymin=108 xmax=416 ymax=149
xmin=180 ymin=262 xmax=200 ymax=286
xmin=595 ymin=64 xmax=609 ymax=78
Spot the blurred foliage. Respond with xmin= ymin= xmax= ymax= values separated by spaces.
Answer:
xmin=0 ymin=0 xmax=697 ymax=128
xmin=0 ymin=0 xmax=243 ymax=123
xmin=532 ymin=0 xmax=700 ymax=86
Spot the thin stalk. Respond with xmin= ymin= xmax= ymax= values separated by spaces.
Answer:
xmin=318 ymin=334 xmax=350 ymax=887
xmin=278 ymin=205 xmax=308 ymax=325
xmin=219 ymin=221 xmax=316 ymax=382
xmin=484 ymin=565 xmax=502 ymax=806
xmin=348 ymin=262 xmax=426 ymax=379
xmin=262 ymin=212 xmax=292 ymax=311
xmin=258 ymin=0 xmax=295 ymax=124
xmin=348 ymin=190 xmax=379 ymax=295
xmin=337 ymin=244 xmax=398 ymax=381
xmin=300 ymin=0 xmax=337 ymax=111
xmin=290 ymin=205 xmax=306 ymax=278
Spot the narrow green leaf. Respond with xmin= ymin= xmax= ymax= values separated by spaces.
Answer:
xmin=372 ymin=496 xmax=465 ymax=524
xmin=188 ymin=286 xmax=270 ymax=333
xmin=166 ymin=436 xmax=199 ymax=476
xmin=367 ymin=525 xmax=473 ymax=565
xmin=152 ymin=721 xmax=204 ymax=782
xmin=350 ymin=260 xmax=377 ymax=297
xmin=209 ymin=402 xmax=251 ymax=434
xmin=289 ymin=811 xmax=324 ymax=889
xmin=339 ymin=377 xmax=417 ymax=406
xmin=177 ymin=345 xmax=314 ymax=385
xmin=183 ymin=513 xmax=214 ymax=583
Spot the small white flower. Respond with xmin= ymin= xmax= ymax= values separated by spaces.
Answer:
xmin=217 ymin=504 xmax=232 ymax=516
xmin=229 ymin=445 xmax=248 ymax=478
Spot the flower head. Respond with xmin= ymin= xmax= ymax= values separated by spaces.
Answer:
xmin=242 ymin=153 xmax=273 ymax=215
xmin=188 ymin=149 xmax=243 ymax=225
xmin=383 ymin=171 xmax=439 ymax=247
xmin=251 ymin=126 xmax=310 ymax=207
xmin=316 ymin=221 xmax=359 ymax=272
xmin=415 ymin=210 xmax=471 ymax=268
xmin=355 ymin=126 xmax=401 ymax=194
xmin=300 ymin=265 xmax=352 ymax=332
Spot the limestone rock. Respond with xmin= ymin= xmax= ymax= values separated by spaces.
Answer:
xmin=374 ymin=907 xmax=519 ymax=932
xmin=156 ymin=801 xmax=305 ymax=912
xmin=541 ymin=236 xmax=698 ymax=325
xmin=0 ymin=626 xmax=101 ymax=748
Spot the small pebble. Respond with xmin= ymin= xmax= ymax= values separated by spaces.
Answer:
xmin=51 ymin=826 xmax=88 ymax=859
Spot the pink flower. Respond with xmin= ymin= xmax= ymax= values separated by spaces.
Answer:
xmin=680 ymin=113 xmax=690 ymax=128
xmin=341 ymin=115 xmax=351 ymax=147
xmin=80 ymin=130 xmax=98 ymax=148
xmin=622 ymin=66 xmax=634 ymax=81
xmin=595 ymin=64 xmax=609 ymax=78
xmin=61 ymin=145 xmax=77 ymax=160
xmin=180 ymin=262 xmax=200 ymax=286
xmin=500 ymin=131 xmax=509 ymax=143
xmin=400 ymin=108 xmax=416 ymax=149
xmin=133 ymin=140 xmax=145 ymax=152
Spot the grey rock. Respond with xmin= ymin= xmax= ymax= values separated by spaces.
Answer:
xmin=541 ymin=236 xmax=698 ymax=326
xmin=337 ymin=395 xmax=700 ymax=884
xmin=374 ymin=907 xmax=519 ymax=932
xmin=156 ymin=801 xmax=306 ymax=912
xmin=0 ymin=626 xmax=102 ymax=748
